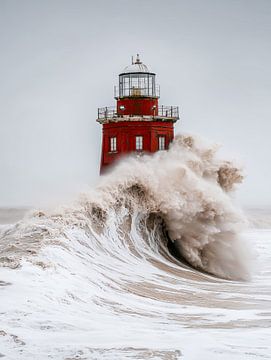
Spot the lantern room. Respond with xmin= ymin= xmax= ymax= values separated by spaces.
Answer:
xmin=116 ymin=54 xmax=159 ymax=98
xmin=114 ymin=55 xmax=159 ymax=117
xmin=97 ymin=55 xmax=180 ymax=173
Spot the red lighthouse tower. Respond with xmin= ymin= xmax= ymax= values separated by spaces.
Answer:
xmin=97 ymin=55 xmax=179 ymax=172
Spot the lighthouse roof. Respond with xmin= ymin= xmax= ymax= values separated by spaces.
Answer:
xmin=122 ymin=54 xmax=152 ymax=74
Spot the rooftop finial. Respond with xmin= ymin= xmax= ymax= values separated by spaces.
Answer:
xmin=135 ymin=54 xmax=141 ymax=64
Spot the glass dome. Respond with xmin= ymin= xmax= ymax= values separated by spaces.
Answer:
xmin=122 ymin=55 xmax=150 ymax=73
xmin=117 ymin=55 xmax=159 ymax=98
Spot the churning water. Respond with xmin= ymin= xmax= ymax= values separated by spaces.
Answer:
xmin=0 ymin=135 xmax=270 ymax=359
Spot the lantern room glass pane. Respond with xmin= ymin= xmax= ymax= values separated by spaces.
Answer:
xmin=119 ymin=74 xmax=156 ymax=97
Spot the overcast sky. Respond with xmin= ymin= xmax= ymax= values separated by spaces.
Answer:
xmin=0 ymin=0 xmax=270 ymax=208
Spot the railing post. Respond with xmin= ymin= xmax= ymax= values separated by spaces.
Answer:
xmin=171 ymin=106 xmax=173 ymax=117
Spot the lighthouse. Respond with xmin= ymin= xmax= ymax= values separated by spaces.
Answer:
xmin=97 ymin=55 xmax=179 ymax=172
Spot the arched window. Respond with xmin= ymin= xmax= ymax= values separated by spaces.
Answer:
xmin=135 ymin=136 xmax=143 ymax=151
xmin=158 ymin=136 xmax=165 ymax=150
xmin=110 ymin=137 xmax=117 ymax=152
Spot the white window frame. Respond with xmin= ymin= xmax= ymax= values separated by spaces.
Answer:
xmin=135 ymin=136 xmax=143 ymax=151
xmin=110 ymin=137 xmax=117 ymax=152
xmin=158 ymin=136 xmax=166 ymax=150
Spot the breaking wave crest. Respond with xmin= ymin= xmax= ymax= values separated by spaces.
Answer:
xmin=0 ymin=135 xmax=251 ymax=281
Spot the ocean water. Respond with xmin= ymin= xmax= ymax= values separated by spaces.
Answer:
xmin=0 ymin=135 xmax=270 ymax=359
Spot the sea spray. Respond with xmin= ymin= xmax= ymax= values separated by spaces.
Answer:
xmin=0 ymin=134 xmax=251 ymax=280
xmin=97 ymin=134 xmax=250 ymax=280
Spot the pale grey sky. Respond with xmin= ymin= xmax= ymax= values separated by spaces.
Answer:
xmin=0 ymin=0 xmax=270 ymax=207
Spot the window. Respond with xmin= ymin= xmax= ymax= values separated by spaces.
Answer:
xmin=135 ymin=136 xmax=143 ymax=151
xmin=119 ymin=73 xmax=156 ymax=98
xmin=110 ymin=137 xmax=117 ymax=152
xmin=158 ymin=136 xmax=166 ymax=150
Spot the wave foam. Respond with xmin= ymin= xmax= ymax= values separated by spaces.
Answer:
xmin=0 ymin=135 xmax=251 ymax=280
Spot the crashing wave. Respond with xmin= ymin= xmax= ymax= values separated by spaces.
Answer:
xmin=0 ymin=135 xmax=251 ymax=280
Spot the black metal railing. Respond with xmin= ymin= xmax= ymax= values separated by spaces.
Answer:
xmin=158 ymin=105 xmax=179 ymax=119
xmin=98 ymin=107 xmax=118 ymax=120
xmin=97 ymin=106 xmax=179 ymax=120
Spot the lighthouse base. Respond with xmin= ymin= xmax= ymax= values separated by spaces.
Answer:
xmin=100 ymin=120 xmax=174 ymax=172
